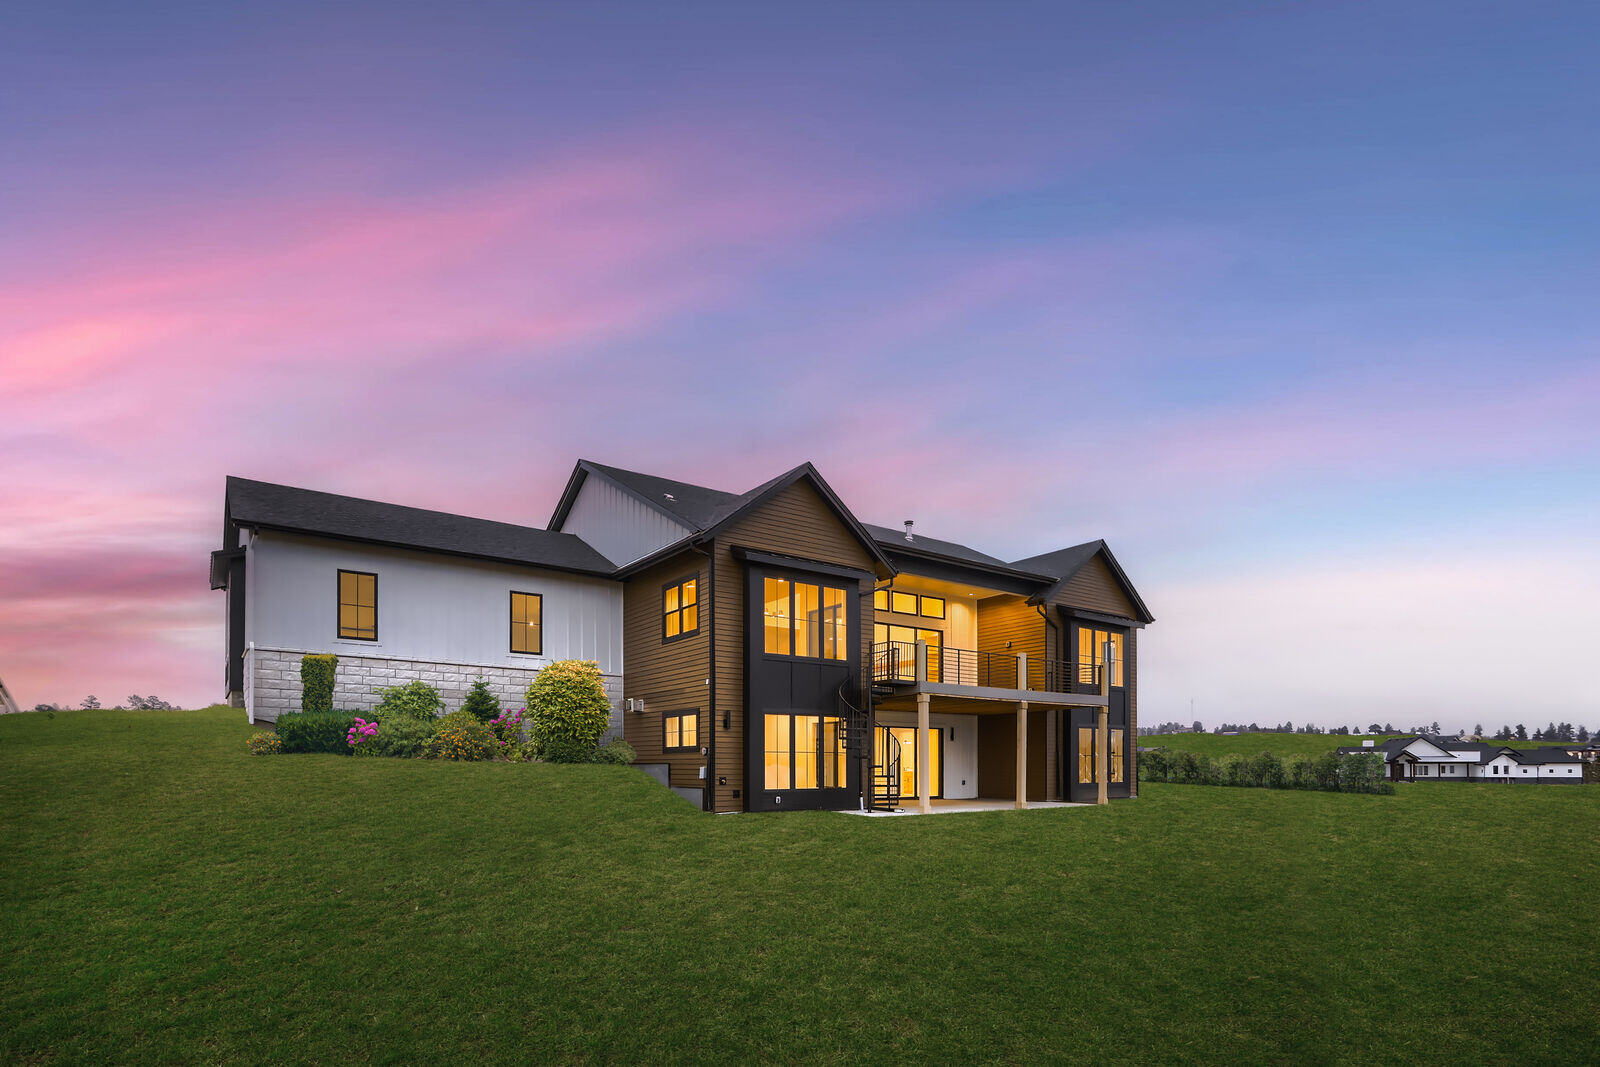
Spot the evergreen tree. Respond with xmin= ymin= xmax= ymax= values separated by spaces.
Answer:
xmin=1515 ymin=724 xmax=1527 ymax=740
xmin=81 ymin=695 xmax=100 ymax=709
xmin=1474 ymin=723 xmax=1484 ymax=737
xmin=459 ymin=678 xmax=501 ymax=723
xmin=1579 ymin=726 xmax=1590 ymax=743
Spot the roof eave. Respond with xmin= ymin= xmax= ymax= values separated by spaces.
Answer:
xmin=243 ymin=521 xmax=616 ymax=579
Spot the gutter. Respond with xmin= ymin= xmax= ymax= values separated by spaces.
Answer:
xmin=690 ymin=537 xmax=716 ymax=813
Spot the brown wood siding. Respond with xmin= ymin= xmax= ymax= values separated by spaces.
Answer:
xmin=1049 ymin=553 xmax=1138 ymax=619
xmin=974 ymin=711 xmax=1048 ymax=800
xmin=975 ymin=595 xmax=1046 ymax=685
xmin=622 ymin=550 xmax=710 ymax=795
xmin=711 ymin=480 xmax=878 ymax=812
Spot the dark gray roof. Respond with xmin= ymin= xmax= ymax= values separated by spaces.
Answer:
xmin=1010 ymin=541 xmax=1104 ymax=581
xmin=861 ymin=523 xmax=1018 ymax=570
xmin=1513 ymin=747 xmax=1583 ymax=765
xmin=577 ymin=460 xmax=748 ymax=530
xmin=226 ymin=477 xmax=616 ymax=576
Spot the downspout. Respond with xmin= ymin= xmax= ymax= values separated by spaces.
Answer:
xmin=691 ymin=538 xmax=716 ymax=813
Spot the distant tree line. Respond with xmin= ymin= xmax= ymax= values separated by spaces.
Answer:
xmin=28 ymin=695 xmax=178 ymax=712
xmin=1140 ymin=720 xmax=1593 ymax=742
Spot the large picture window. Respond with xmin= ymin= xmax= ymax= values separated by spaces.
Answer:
xmin=337 ymin=570 xmax=377 ymax=641
xmin=663 ymin=575 xmax=699 ymax=641
xmin=763 ymin=714 xmax=846 ymax=790
xmin=763 ymin=577 xmax=847 ymax=660
xmin=1077 ymin=627 xmax=1126 ymax=686
xmin=510 ymin=591 xmax=542 ymax=654
xmin=664 ymin=711 xmax=698 ymax=752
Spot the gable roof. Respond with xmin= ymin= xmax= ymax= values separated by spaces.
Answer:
xmin=1012 ymin=540 xmax=1155 ymax=624
xmin=589 ymin=461 xmax=895 ymax=579
xmin=225 ymin=477 xmax=617 ymax=577
xmin=861 ymin=523 xmax=1017 ymax=570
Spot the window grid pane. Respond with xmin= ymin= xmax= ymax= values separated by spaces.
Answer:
xmin=764 ymin=578 xmax=791 ymax=655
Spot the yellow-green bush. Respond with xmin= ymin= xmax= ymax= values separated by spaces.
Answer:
xmin=432 ymin=711 xmax=496 ymax=761
xmin=526 ymin=660 xmax=611 ymax=757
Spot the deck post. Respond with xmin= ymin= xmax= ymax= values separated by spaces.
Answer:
xmin=1017 ymin=652 xmax=1028 ymax=692
xmin=1097 ymin=639 xmax=1113 ymax=805
xmin=1016 ymin=700 xmax=1029 ymax=809
xmin=917 ymin=692 xmax=932 ymax=815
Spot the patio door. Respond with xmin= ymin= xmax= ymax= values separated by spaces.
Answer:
xmin=874 ymin=725 xmax=942 ymax=799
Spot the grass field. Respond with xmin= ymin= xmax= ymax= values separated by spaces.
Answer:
xmin=4 ymin=709 xmax=1598 ymax=1064
xmin=1142 ymin=731 xmax=1574 ymax=761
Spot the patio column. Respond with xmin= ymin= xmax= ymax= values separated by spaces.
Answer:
xmin=1016 ymin=700 xmax=1029 ymax=809
xmin=917 ymin=692 xmax=932 ymax=815
xmin=1097 ymin=639 xmax=1114 ymax=805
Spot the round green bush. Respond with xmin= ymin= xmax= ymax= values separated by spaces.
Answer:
xmin=373 ymin=680 xmax=445 ymax=722
xmin=433 ymin=710 xmax=496 ymax=761
xmin=526 ymin=660 xmax=612 ymax=755
xmin=354 ymin=716 xmax=438 ymax=759
xmin=541 ymin=736 xmax=596 ymax=764
xmin=594 ymin=739 xmax=636 ymax=766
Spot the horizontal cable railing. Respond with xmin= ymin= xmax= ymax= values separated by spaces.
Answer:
xmin=875 ymin=642 xmax=1107 ymax=695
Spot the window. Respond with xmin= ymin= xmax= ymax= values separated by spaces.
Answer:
xmin=337 ymin=570 xmax=377 ymax=640
xmin=876 ymin=623 xmax=940 ymax=680
xmin=891 ymin=591 xmax=918 ymax=615
xmin=874 ymin=725 xmax=940 ymax=799
xmin=664 ymin=711 xmax=698 ymax=751
xmin=663 ymin=574 xmax=699 ymax=641
xmin=1110 ymin=728 xmax=1124 ymax=783
xmin=1077 ymin=627 xmax=1126 ymax=686
xmin=919 ymin=596 xmax=945 ymax=619
xmin=764 ymin=576 xmax=847 ymax=661
xmin=874 ymin=589 xmax=889 ymax=612
xmin=509 ymin=591 xmax=542 ymax=654
xmin=1078 ymin=726 xmax=1096 ymax=783
xmin=764 ymin=714 xmax=845 ymax=790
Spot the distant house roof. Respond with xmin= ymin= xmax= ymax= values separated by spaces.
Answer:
xmin=224 ymin=477 xmax=617 ymax=577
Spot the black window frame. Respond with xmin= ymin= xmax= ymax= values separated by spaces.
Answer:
xmin=663 ymin=710 xmax=699 ymax=752
xmin=762 ymin=575 xmax=851 ymax=662
xmin=662 ymin=573 xmax=700 ymax=644
xmin=336 ymin=569 xmax=379 ymax=642
xmin=509 ymin=590 xmax=543 ymax=655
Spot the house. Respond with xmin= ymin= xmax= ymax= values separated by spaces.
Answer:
xmin=1337 ymin=737 xmax=1586 ymax=783
xmin=213 ymin=459 xmax=1154 ymax=813
xmin=0 ymin=675 xmax=18 ymax=715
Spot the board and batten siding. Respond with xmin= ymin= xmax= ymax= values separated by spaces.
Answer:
xmin=558 ymin=473 xmax=692 ymax=568
xmin=247 ymin=530 xmax=623 ymax=674
xmin=621 ymin=550 xmax=711 ymax=797
xmin=712 ymin=480 xmax=878 ymax=812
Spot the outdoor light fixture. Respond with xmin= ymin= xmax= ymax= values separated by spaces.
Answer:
xmin=722 ymin=710 xmax=730 ymax=729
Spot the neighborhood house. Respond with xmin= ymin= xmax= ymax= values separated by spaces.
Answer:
xmin=212 ymin=460 xmax=1154 ymax=813
xmin=1337 ymin=736 xmax=1585 ymax=783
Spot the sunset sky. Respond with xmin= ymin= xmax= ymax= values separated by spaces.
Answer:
xmin=3 ymin=2 xmax=1597 ymax=726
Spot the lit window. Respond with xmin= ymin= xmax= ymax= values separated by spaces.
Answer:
xmin=664 ymin=712 xmax=698 ymax=751
xmin=765 ymin=714 xmax=846 ymax=790
xmin=920 ymin=596 xmax=945 ymax=619
xmin=1078 ymin=627 xmax=1126 ymax=686
xmin=891 ymin=591 xmax=918 ymax=615
xmin=765 ymin=576 xmax=847 ymax=661
xmin=510 ymin=591 xmax=542 ymax=654
xmin=663 ymin=575 xmax=699 ymax=641
xmin=874 ymin=589 xmax=889 ymax=612
xmin=1078 ymin=727 xmax=1096 ymax=783
xmin=1110 ymin=729 xmax=1124 ymax=783
xmin=338 ymin=570 xmax=377 ymax=640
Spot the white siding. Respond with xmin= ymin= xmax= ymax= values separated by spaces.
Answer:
xmin=248 ymin=531 xmax=622 ymax=674
xmin=559 ymin=474 xmax=691 ymax=568
xmin=876 ymin=711 xmax=979 ymax=800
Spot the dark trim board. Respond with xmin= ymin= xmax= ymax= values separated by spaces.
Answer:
xmin=731 ymin=546 xmax=875 ymax=583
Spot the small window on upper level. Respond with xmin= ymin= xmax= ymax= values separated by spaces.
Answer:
xmin=664 ymin=711 xmax=699 ymax=751
xmin=338 ymin=570 xmax=377 ymax=640
xmin=891 ymin=591 xmax=918 ymax=615
xmin=510 ymin=591 xmax=542 ymax=654
xmin=874 ymin=589 xmax=889 ymax=612
xmin=663 ymin=574 xmax=699 ymax=641
xmin=919 ymin=595 xmax=945 ymax=619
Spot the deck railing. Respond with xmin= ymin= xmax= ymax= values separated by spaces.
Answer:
xmin=873 ymin=642 xmax=1090 ymax=694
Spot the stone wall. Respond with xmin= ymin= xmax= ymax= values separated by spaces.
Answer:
xmin=248 ymin=646 xmax=623 ymax=739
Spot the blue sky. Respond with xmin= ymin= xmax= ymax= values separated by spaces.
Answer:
xmin=2 ymin=1 xmax=1596 ymax=725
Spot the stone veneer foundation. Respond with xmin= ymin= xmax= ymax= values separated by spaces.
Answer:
xmin=245 ymin=647 xmax=623 ymax=739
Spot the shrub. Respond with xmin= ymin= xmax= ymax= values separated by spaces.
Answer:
xmin=526 ymin=660 xmax=612 ymax=756
xmin=276 ymin=710 xmax=357 ymax=754
xmin=373 ymin=680 xmax=444 ymax=722
xmin=460 ymin=679 xmax=500 ymax=723
xmin=433 ymin=710 xmax=496 ymax=761
xmin=245 ymin=731 xmax=282 ymax=755
xmin=594 ymin=738 xmax=636 ymax=766
xmin=300 ymin=654 xmax=338 ymax=714
xmin=541 ymin=736 xmax=597 ymax=764
xmin=1337 ymin=752 xmax=1387 ymax=793
xmin=1288 ymin=757 xmax=1315 ymax=790
xmin=356 ymin=715 xmax=438 ymax=759
xmin=346 ymin=717 xmax=378 ymax=750
xmin=1139 ymin=749 xmax=1168 ymax=782
xmin=489 ymin=707 xmax=527 ymax=759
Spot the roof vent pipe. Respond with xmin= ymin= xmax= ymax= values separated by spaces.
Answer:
xmin=903 ymin=519 xmax=914 ymax=542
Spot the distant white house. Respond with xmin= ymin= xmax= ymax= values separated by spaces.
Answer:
xmin=1338 ymin=736 xmax=1586 ymax=783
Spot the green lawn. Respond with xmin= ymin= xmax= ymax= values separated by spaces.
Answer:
xmin=3 ymin=710 xmax=1597 ymax=1064
xmin=1142 ymin=731 xmax=1572 ymax=761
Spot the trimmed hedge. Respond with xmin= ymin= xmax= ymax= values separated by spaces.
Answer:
xmin=300 ymin=654 xmax=338 ymax=714
xmin=276 ymin=710 xmax=358 ymax=755
xmin=527 ymin=660 xmax=612 ymax=755
xmin=1140 ymin=748 xmax=1393 ymax=794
